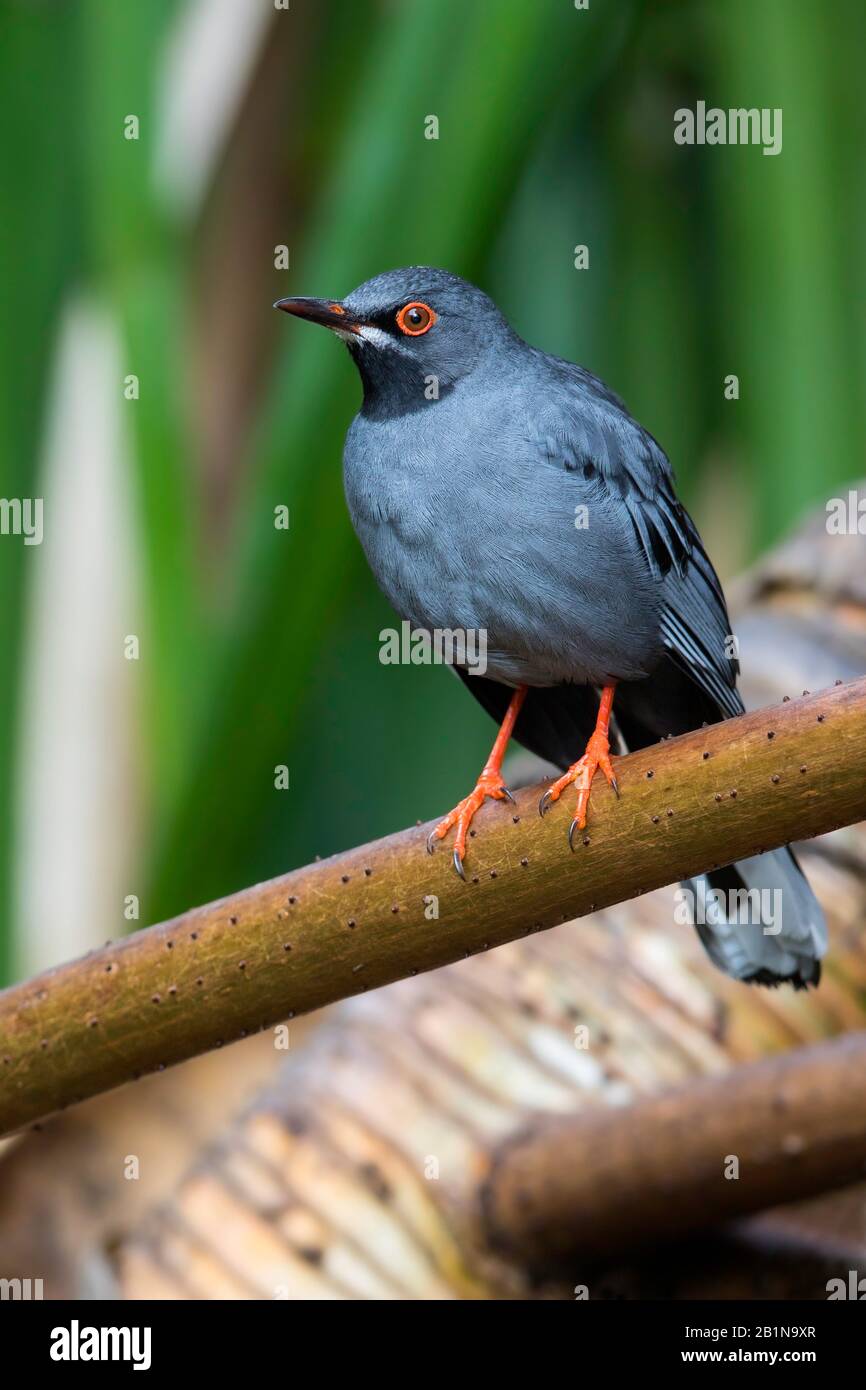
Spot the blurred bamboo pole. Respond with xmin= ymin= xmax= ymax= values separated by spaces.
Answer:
xmin=481 ymin=1031 xmax=866 ymax=1267
xmin=1 ymin=676 xmax=865 ymax=1136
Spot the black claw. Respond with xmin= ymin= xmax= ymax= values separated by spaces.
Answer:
xmin=452 ymin=849 xmax=466 ymax=880
xmin=539 ymin=790 xmax=552 ymax=817
xmin=426 ymin=831 xmax=438 ymax=855
xmin=502 ymin=786 xmax=516 ymax=805
xmin=610 ymin=776 xmax=620 ymax=800
xmin=568 ymin=818 xmax=580 ymax=852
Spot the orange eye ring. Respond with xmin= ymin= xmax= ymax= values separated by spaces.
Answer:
xmin=396 ymin=301 xmax=436 ymax=336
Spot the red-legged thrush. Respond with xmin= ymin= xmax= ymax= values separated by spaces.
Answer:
xmin=276 ymin=267 xmax=826 ymax=988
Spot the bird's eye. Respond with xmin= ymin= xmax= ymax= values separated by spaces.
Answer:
xmin=396 ymin=301 xmax=436 ymax=336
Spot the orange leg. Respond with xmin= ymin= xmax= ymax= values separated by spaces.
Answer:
xmin=539 ymin=683 xmax=619 ymax=849
xmin=427 ymin=685 xmax=527 ymax=879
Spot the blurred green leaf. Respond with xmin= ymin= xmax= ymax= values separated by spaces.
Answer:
xmin=710 ymin=0 xmax=866 ymax=545
xmin=0 ymin=2 xmax=80 ymax=982
xmin=81 ymin=0 xmax=204 ymax=809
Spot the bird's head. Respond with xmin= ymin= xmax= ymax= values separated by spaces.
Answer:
xmin=275 ymin=266 xmax=514 ymax=410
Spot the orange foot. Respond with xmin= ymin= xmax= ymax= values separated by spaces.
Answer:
xmin=539 ymin=725 xmax=619 ymax=850
xmin=427 ymin=769 xmax=515 ymax=879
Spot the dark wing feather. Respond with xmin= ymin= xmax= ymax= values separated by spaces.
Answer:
xmin=543 ymin=360 xmax=741 ymax=721
xmin=537 ymin=362 xmax=693 ymax=580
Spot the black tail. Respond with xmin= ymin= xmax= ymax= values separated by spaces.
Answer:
xmin=615 ymin=658 xmax=827 ymax=987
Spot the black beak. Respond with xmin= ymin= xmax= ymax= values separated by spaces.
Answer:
xmin=273 ymin=297 xmax=362 ymax=335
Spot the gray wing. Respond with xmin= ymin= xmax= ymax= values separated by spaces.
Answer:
xmin=535 ymin=358 xmax=741 ymax=719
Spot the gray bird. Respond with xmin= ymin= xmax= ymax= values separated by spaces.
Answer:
xmin=275 ymin=267 xmax=827 ymax=988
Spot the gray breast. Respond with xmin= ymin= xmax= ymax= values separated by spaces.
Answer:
xmin=342 ymin=387 xmax=664 ymax=688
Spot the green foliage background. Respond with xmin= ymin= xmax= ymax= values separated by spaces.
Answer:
xmin=1 ymin=0 xmax=862 ymax=984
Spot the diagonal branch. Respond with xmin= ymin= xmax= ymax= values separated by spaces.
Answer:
xmin=1 ymin=677 xmax=865 ymax=1137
